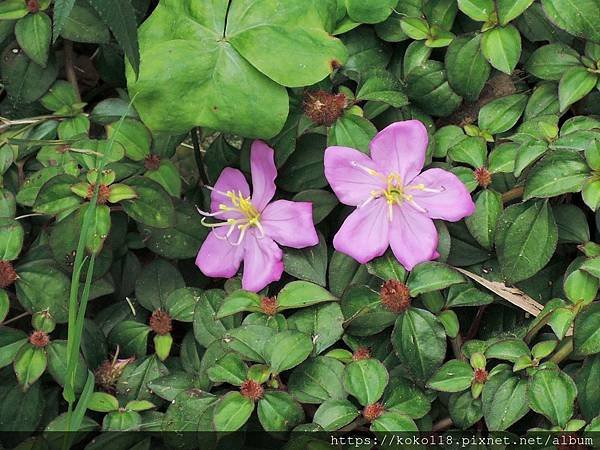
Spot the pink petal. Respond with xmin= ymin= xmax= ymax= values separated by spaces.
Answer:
xmin=210 ymin=168 xmax=250 ymax=218
xmin=407 ymin=168 xmax=475 ymax=221
xmin=369 ymin=120 xmax=428 ymax=183
xmin=324 ymin=146 xmax=386 ymax=207
xmin=196 ymin=230 xmax=244 ymax=279
xmin=242 ymin=232 xmax=284 ymax=292
xmin=333 ymin=198 xmax=390 ymax=264
xmin=389 ymin=205 xmax=438 ymax=271
xmin=250 ymin=140 xmax=277 ymax=211
xmin=261 ymin=200 xmax=319 ymax=248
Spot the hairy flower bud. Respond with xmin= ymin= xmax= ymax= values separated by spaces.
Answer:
xmin=149 ymin=309 xmax=172 ymax=335
xmin=26 ymin=0 xmax=40 ymax=13
xmin=240 ymin=379 xmax=264 ymax=401
xmin=474 ymin=167 xmax=492 ymax=188
xmin=473 ymin=368 xmax=488 ymax=384
xmin=29 ymin=330 xmax=50 ymax=348
xmin=380 ymin=280 xmax=411 ymax=313
xmin=260 ymin=296 xmax=278 ymax=316
xmin=362 ymin=403 xmax=385 ymax=422
xmin=303 ymin=90 xmax=347 ymax=126
xmin=87 ymin=183 xmax=111 ymax=205
xmin=144 ymin=154 xmax=161 ymax=171
xmin=0 ymin=260 xmax=17 ymax=289
xmin=95 ymin=355 xmax=135 ymax=393
xmin=352 ymin=346 xmax=371 ymax=361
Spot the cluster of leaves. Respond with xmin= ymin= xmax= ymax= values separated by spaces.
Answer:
xmin=0 ymin=0 xmax=599 ymax=447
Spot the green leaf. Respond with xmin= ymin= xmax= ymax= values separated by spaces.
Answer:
xmin=427 ymin=360 xmax=474 ymax=392
xmin=457 ymin=0 xmax=494 ymax=21
xmin=108 ymin=321 xmax=150 ymax=358
xmin=529 ymin=368 xmax=577 ymax=427
xmin=541 ymin=0 xmax=600 ymax=42
xmin=478 ymin=93 xmax=528 ymax=134
xmin=343 ymin=359 xmax=388 ymax=406
xmin=564 ymin=267 xmax=598 ymax=304
xmin=405 ymin=60 xmax=462 ymax=117
xmin=482 ymin=371 xmax=529 ymax=431
xmin=116 ymin=355 xmax=168 ymax=402
xmin=106 ymin=119 xmax=151 ymax=162
xmin=449 ymin=391 xmax=483 ymax=429
xmin=194 ymin=289 xmax=240 ymax=348
xmin=341 ymin=285 xmax=397 ymax=336
xmin=496 ymin=200 xmax=558 ymax=283
xmin=485 ymin=339 xmax=530 ymax=363
xmin=328 ymin=113 xmax=377 ymax=153
xmin=0 ymin=0 xmax=28 ymax=20
xmin=164 ymin=287 xmax=202 ymax=322
xmin=121 ymin=177 xmax=175 ymax=228
xmin=207 ymin=353 xmax=247 ymax=386
xmin=288 ymin=356 xmax=346 ymax=404
xmin=85 ymin=0 xmax=139 ymax=75
xmin=445 ymin=283 xmax=493 ymax=308
xmin=288 ymin=303 xmax=343 ymax=355
xmin=278 ymin=134 xmax=328 ymax=192
xmin=128 ymin=0 xmax=345 ymax=137
xmin=53 ymin=0 xmax=76 ymax=41
xmin=524 ymin=151 xmax=590 ymax=200
xmin=46 ymin=340 xmax=87 ymax=393
xmin=162 ymin=389 xmax=216 ymax=442
xmin=400 ymin=17 xmax=430 ymax=40
xmin=33 ymin=174 xmax=82 ymax=216
xmin=14 ymin=344 xmax=47 ymax=389
xmin=392 ymin=308 xmax=446 ymax=381
xmin=283 ymin=232 xmax=327 ymax=286
xmin=465 ymin=189 xmax=502 ymax=250
xmin=356 ymin=69 xmax=408 ymax=107
xmin=382 ymin=377 xmax=431 ymax=418
xmin=277 ymin=281 xmax=337 ymax=311
xmin=445 ymin=34 xmax=490 ymax=102
xmin=525 ymin=44 xmax=581 ymax=81
xmin=88 ymin=392 xmax=119 ymax=412
xmin=344 ymin=0 xmax=396 ymax=24
xmin=213 ymin=392 xmax=254 ymax=432
xmin=0 ymin=218 xmax=23 ymax=260
xmin=257 ymin=391 xmax=304 ymax=432
xmin=265 ymin=330 xmax=313 ymax=374
xmin=497 ymin=0 xmax=534 ymax=25
xmin=407 ymin=262 xmax=465 ymax=296
xmin=313 ymin=399 xmax=359 ymax=431
xmin=576 ymin=354 xmax=600 ymax=421
xmin=554 ymin=204 xmax=590 ymax=243
xmin=135 ymin=258 xmax=184 ymax=311
xmin=448 ymin=136 xmax=487 ymax=168
xmin=15 ymin=12 xmax=51 ymax=67
xmin=558 ymin=67 xmax=598 ymax=112
xmin=60 ymin=4 xmax=110 ymax=44
xmin=574 ymin=303 xmax=600 ymax=356
xmin=370 ymin=411 xmax=418 ymax=432
xmin=215 ymin=290 xmax=262 ymax=319
xmin=481 ymin=25 xmax=521 ymax=74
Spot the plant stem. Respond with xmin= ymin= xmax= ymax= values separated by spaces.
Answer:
xmin=432 ymin=417 xmax=453 ymax=432
xmin=191 ymin=127 xmax=209 ymax=186
xmin=502 ymin=186 xmax=524 ymax=203
xmin=550 ymin=337 xmax=573 ymax=364
xmin=451 ymin=334 xmax=465 ymax=361
xmin=2 ymin=311 xmax=30 ymax=325
xmin=465 ymin=305 xmax=488 ymax=340
xmin=64 ymin=40 xmax=81 ymax=102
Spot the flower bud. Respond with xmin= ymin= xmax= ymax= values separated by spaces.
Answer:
xmin=31 ymin=310 xmax=56 ymax=333
xmin=379 ymin=280 xmax=411 ymax=313
xmin=240 ymin=379 xmax=264 ymax=401
xmin=0 ymin=260 xmax=17 ymax=289
xmin=302 ymin=90 xmax=347 ymax=126
xmin=362 ymin=403 xmax=385 ymax=422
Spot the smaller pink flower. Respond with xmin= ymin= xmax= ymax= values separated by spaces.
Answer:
xmin=196 ymin=141 xmax=319 ymax=292
xmin=324 ymin=120 xmax=475 ymax=270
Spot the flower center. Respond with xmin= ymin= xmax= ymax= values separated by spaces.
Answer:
xmin=198 ymin=189 xmax=265 ymax=246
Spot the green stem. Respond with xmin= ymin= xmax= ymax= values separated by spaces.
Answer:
xmin=191 ymin=127 xmax=209 ymax=186
xmin=550 ymin=337 xmax=574 ymax=365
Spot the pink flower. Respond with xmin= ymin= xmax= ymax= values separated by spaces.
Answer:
xmin=196 ymin=141 xmax=319 ymax=292
xmin=324 ymin=120 xmax=475 ymax=270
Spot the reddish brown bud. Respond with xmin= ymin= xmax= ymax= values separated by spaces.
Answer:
xmin=29 ymin=330 xmax=49 ymax=348
xmin=260 ymin=296 xmax=278 ymax=316
xmin=144 ymin=154 xmax=161 ymax=171
xmin=87 ymin=184 xmax=111 ymax=205
xmin=380 ymin=280 xmax=411 ymax=313
xmin=474 ymin=167 xmax=492 ymax=188
xmin=352 ymin=346 xmax=371 ymax=361
xmin=26 ymin=0 xmax=39 ymax=13
xmin=0 ymin=260 xmax=17 ymax=289
xmin=95 ymin=355 xmax=135 ymax=393
xmin=362 ymin=403 xmax=385 ymax=422
xmin=303 ymin=90 xmax=347 ymax=126
xmin=473 ymin=368 xmax=488 ymax=383
xmin=149 ymin=309 xmax=172 ymax=335
xmin=240 ymin=379 xmax=264 ymax=401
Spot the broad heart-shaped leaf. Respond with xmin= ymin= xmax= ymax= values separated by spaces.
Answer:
xmin=496 ymin=200 xmax=558 ymax=283
xmin=524 ymin=151 xmax=590 ymax=200
xmin=313 ymin=399 xmax=359 ymax=431
xmin=445 ymin=34 xmax=490 ymax=102
xmin=128 ymin=0 xmax=346 ymax=138
xmin=481 ymin=25 xmax=521 ymax=75
xmin=482 ymin=370 xmax=529 ymax=431
xmin=213 ymin=391 xmax=254 ymax=432
xmin=342 ymin=359 xmax=388 ymax=406
xmin=264 ymin=330 xmax=313 ymax=374
xmin=574 ymin=303 xmax=600 ymax=356
xmin=257 ymin=391 xmax=304 ymax=432
xmin=541 ymin=0 xmax=600 ymax=43
xmin=427 ymin=360 xmax=474 ymax=393
xmin=288 ymin=356 xmax=346 ymax=404
xmin=391 ymin=308 xmax=446 ymax=381
xmin=529 ymin=368 xmax=577 ymax=427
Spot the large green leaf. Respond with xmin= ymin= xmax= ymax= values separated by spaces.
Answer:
xmin=541 ymin=0 xmax=600 ymax=43
xmin=529 ymin=368 xmax=577 ymax=427
xmin=445 ymin=34 xmax=490 ymax=102
xmin=482 ymin=370 xmax=529 ymax=431
xmin=127 ymin=0 xmax=347 ymax=138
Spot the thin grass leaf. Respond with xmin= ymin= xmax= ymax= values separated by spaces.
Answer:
xmin=62 ymin=371 xmax=94 ymax=450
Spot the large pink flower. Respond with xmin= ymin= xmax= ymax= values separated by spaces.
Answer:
xmin=324 ymin=120 xmax=475 ymax=270
xmin=196 ymin=141 xmax=318 ymax=292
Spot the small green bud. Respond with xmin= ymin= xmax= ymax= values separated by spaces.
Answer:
xmin=31 ymin=310 xmax=56 ymax=333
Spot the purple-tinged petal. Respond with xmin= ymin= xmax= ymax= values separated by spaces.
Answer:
xmin=389 ymin=205 xmax=438 ymax=271
xmin=261 ymin=200 xmax=319 ymax=248
xmin=324 ymin=146 xmax=386 ymax=207
xmin=333 ymin=198 xmax=390 ymax=264
xmin=196 ymin=230 xmax=244 ymax=279
xmin=369 ymin=120 xmax=428 ymax=182
xmin=210 ymin=168 xmax=250 ymax=218
xmin=407 ymin=168 xmax=475 ymax=221
xmin=241 ymin=232 xmax=284 ymax=292
xmin=250 ymin=140 xmax=277 ymax=211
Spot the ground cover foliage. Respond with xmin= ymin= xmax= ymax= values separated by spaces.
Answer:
xmin=0 ymin=0 xmax=599 ymax=448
